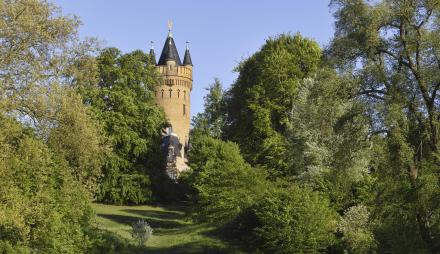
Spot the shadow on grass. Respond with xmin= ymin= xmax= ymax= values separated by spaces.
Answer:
xmin=91 ymin=228 xmax=238 ymax=254
xmin=144 ymin=241 xmax=235 ymax=254
xmin=122 ymin=209 xmax=185 ymax=220
xmin=97 ymin=213 xmax=185 ymax=234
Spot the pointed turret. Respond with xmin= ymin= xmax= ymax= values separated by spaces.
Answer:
xmin=158 ymin=26 xmax=182 ymax=65
xmin=183 ymin=42 xmax=192 ymax=66
xmin=149 ymin=41 xmax=156 ymax=65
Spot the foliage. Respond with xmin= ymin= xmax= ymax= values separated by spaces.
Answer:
xmin=224 ymin=33 xmax=322 ymax=175
xmin=192 ymin=78 xmax=226 ymax=138
xmin=337 ymin=204 xmax=376 ymax=253
xmin=0 ymin=115 xmax=94 ymax=253
xmin=77 ymin=48 xmax=167 ymax=204
xmin=286 ymin=69 xmax=373 ymax=211
xmin=131 ymin=219 xmax=153 ymax=246
xmin=0 ymin=0 xmax=105 ymax=195
xmin=249 ymin=184 xmax=337 ymax=254
xmin=185 ymin=134 xmax=268 ymax=225
xmin=330 ymin=0 xmax=440 ymax=252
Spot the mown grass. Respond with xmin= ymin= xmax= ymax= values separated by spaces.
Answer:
xmin=91 ymin=203 xmax=243 ymax=254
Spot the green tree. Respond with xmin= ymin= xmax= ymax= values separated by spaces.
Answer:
xmin=192 ymin=78 xmax=226 ymax=139
xmin=0 ymin=0 xmax=105 ymax=194
xmin=286 ymin=69 xmax=373 ymax=211
xmin=224 ymin=33 xmax=322 ymax=176
xmin=78 ymin=48 xmax=167 ymax=204
xmin=0 ymin=115 xmax=94 ymax=253
xmin=185 ymin=134 xmax=268 ymax=225
xmin=330 ymin=0 xmax=440 ymax=252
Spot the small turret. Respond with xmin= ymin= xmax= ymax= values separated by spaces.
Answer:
xmin=149 ymin=41 xmax=156 ymax=65
xmin=183 ymin=42 xmax=192 ymax=66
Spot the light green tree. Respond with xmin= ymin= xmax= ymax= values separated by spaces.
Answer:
xmin=330 ymin=0 xmax=440 ymax=252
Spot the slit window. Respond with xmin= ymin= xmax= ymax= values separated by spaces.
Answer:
xmin=169 ymin=88 xmax=172 ymax=98
xmin=177 ymin=89 xmax=180 ymax=98
xmin=183 ymin=104 xmax=186 ymax=115
xmin=161 ymin=89 xmax=164 ymax=98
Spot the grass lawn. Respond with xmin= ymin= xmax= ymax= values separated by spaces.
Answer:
xmin=92 ymin=203 xmax=244 ymax=254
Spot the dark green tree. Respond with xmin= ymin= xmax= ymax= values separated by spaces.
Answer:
xmin=224 ymin=33 xmax=322 ymax=176
xmin=191 ymin=78 xmax=226 ymax=139
xmin=78 ymin=48 xmax=167 ymax=204
xmin=185 ymin=134 xmax=268 ymax=225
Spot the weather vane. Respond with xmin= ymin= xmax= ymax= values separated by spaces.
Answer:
xmin=185 ymin=41 xmax=189 ymax=50
xmin=167 ymin=20 xmax=173 ymax=37
xmin=150 ymin=41 xmax=154 ymax=49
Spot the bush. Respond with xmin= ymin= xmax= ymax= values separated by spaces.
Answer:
xmin=249 ymin=185 xmax=337 ymax=253
xmin=185 ymin=135 xmax=268 ymax=225
xmin=131 ymin=219 xmax=153 ymax=246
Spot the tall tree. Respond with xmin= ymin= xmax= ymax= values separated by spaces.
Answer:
xmin=224 ymin=33 xmax=322 ymax=176
xmin=287 ymin=69 xmax=373 ymax=211
xmin=0 ymin=0 xmax=103 ymax=251
xmin=0 ymin=0 xmax=105 ymax=193
xmin=330 ymin=0 xmax=440 ymax=252
xmin=78 ymin=48 xmax=167 ymax=204
xmin=191 ymin=78 xmax=226 ymax=138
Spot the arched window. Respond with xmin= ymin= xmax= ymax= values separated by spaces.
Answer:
xmin=169 ymin=88 xmax=172 ymax=98
xmin=177 ymin=89 xmax=180 ymax=98
xmin=161 ymin=89 xmax=164 ymax=98
xmin=183 ymin=90 xmax=186 ymax=100
xmin=183 ymin=104 xmax=186 ymax=115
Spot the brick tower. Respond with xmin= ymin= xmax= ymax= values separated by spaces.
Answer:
xmin=150 ymin=23 xmax=192 ymax=178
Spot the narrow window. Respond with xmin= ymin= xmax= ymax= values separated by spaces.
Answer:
xmin=177 ymin=89 xmax=180 ymax=98
xmin=184 ymin=90 xmax=186 ymax=100
xmin=169 ymin=88 xmax=172 ymax=98
xmin=183 ymin=104 xmax=186 ymax=115
xmin=161 ymin=89 xmax=164 ymax=98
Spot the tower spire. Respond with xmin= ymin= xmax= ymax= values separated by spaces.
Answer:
xmin=158 ymin=21 xmax=181 ymax=65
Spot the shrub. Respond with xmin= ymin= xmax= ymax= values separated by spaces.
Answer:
xmin=250 ymin=185 xmax=337 ymax=253
xmin=131 ymin=219 xmax=153 ymax=246
xmin=185 ymin=135 xmax=268 ymax=225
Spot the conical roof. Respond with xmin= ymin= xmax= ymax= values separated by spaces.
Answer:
xmin=158 ymin=35 xmax=182 ymax=65
xmin=183 ymin=48 xmax=192 ymax=66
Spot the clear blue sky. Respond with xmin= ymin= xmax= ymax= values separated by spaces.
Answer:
xmin=54 ymin=0 xmax=335 ymax=117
